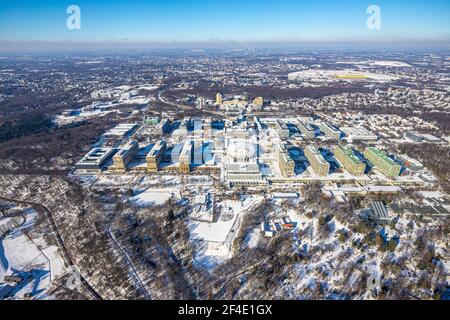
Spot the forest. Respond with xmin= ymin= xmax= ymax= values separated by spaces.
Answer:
xmin=0 ymin=114 xmax=53 ymax=143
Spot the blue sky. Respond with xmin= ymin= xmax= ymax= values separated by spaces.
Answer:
xmin=0 ymin=0 xmax=449 ymax=42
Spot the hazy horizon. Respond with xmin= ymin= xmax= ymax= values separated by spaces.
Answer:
xmin=1 ymin=39 xmax=449 ymax=54
xmin=0 ymin=0 xmax=449 ymax=53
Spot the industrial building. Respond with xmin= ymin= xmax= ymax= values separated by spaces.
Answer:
xmin=320 ymin=122 xmax=341 ymax=141
xmin=113 ymin=140 xmax=139 ymax=172
xmin=405 ymin=131 xmax=424 ymax=142
xmin=102 ymin=123 xmax=138 ymax=140
xmin=179 ymin=140 xmax=192 ymax=173
xmin=277 ymin=144 xmax=295 ymax=178
xmin=341 ymin=127 xmax=378 ymax=142
xmin=146 ymin=140 xmax=167 ymax=173
xmin=225 ymin=163 xmax=265 ymax=186
xmin=75 ymin=148 xmax=116 ymax=172
xmin=364 ymin=147 xmax=401 ymax=179
xmin=297 ymin=121 xmax=315 ymax=139
xmin=369 ymin=201 xmax=391 ymax=223
xmin=396 ymin=154 xmax=424 ymax=171
xmin=334 ymin=145 xmax=366 ymax=176
xmin=305 ymin=146 xmax=330 ymax=176
xmin=421 ymin=133 xmax=441 ymax=143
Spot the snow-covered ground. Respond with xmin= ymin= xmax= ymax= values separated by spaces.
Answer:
xmin=245 ymin=228 xmax=262 ymax=249
xmin=130 ymin=190 xmax=172 ymax=207
xmin=95 ymin=174 xmax=135 ymax=186
xmin=0 ymin=208 xmax=66 ymax=300
xmin=288 ymin=69 xmax=398 ymax=83
xmin=188 ymin=196 xmax=262 ymax=262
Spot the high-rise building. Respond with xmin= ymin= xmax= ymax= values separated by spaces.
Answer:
xmin=276 ymin=120 xmax=290 ymax=139
xmin=364 ymin=147 xmax=401 ymax=179
xmin=204 ymin=118 xmax=213 ymax=140
xmin=146 ymin=140 xmax=167 ymax=173
xmin=320 ymin=122 xmax=341 ymax=141
xmin=297 ymin=121 xmax=315 ymax=139
xmin=113 ymin=140 xmax=139 ymax=172
xmin=216 ymin=92 xmax=223 ymax=105
xmin=156 ymin=118 xmax=171 ymax=135
xmin=305 ymin=146 xmax=330 ymax=176
xmin=179 ymin=140 xmax=192 ymax=174
xmin=334 ymin=145 xmax=366 ymax=176
xmin=277 ymin=145 xmax=295 ymax=178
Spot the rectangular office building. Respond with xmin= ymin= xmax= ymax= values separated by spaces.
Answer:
xmin=364 ymin=147 xmax=401 ymax=179
xmin=113 ymin=140 xmax=139 ymax=172
xmin=146 ymin=140 xmax=167 ymax=173
xmin=334 ymin=145 xmax=366 ymax=176
xmin=179 ymin=141 xmax=192 ymax=174
xmin=75 ymin=148 xmax=116 ymax=173
xmin=320 ymin=122 xmax=341 ymax=141
xmin=305 ymin=146 xmax=330 ymax=176
xmin=276 ymin=120 xmax=290 ymax=139
xmin=297 ymin=121 xmax=315 ymax=139
xmin=156 ymin=119 xmax=171 ymax=135
xmin=277 ymin=145 xmax=295 ymax=178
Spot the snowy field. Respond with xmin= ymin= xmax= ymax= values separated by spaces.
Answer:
xmin=0 ymin=208 xmax=65 ymax=300
xmin=288 ymin=69 xmax=398 ymax=83
xmin=95 ymin=174 xmax=136 ymax=186
xmin=189 ymin=196 xmax=262 ymax=262
xmin=129 ymin=190 xmax=172 ymax=207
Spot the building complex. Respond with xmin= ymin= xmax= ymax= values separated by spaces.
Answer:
xmin=334 ymin=145 xmax=366 ymax=176
xmin=364 ymin=147 xmax=401 ymax=178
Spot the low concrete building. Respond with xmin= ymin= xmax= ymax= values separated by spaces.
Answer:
xmin=75 ymin=148 xmax=116 ymax=172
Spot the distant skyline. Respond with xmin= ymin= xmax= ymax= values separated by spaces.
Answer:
xmin=0 ymin=0 xmax=449 ymax=51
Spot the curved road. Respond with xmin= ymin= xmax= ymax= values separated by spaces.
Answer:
xmin=0 ymin=194 xmax=103 ymax=300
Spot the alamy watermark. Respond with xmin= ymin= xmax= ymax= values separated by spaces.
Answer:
xmin=366 ymin=266 xmax=382 ymax=291
xmin=367 ymin=5 xmax=381 ymax=30
xmin=65 ymin=5 xmax=381 ymax=33
xmin=66 ymin=5 xmax=81 ymax=30
xmin=65 ymin=266 xmax=82 ymax=290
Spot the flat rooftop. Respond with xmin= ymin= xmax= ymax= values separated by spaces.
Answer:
xmin=77 ymin=148 xmax=115 ymax=166
xmin=147 ymin=140 xmax=166 ymax=158
xmin=367 ymin=147 xmax=396 ymax=165
xmin=336 ymin=146 xmax=362 ymax=164
xmin=305 ymin=146 xmax=327 ymax=165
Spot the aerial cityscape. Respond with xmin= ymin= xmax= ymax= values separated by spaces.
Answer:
xmin=0 ymin=0 xmax=449 ymax=305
